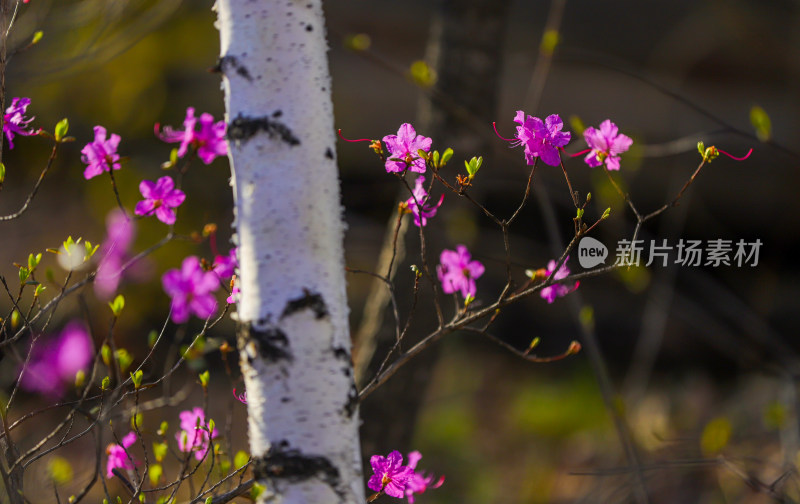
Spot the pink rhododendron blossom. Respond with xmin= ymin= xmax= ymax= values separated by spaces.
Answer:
xmin=405 ymin=451 xmax=444 ymax=504
xmin=233 ymin=388 xmax=247 ymax=404
xmin=540 ymin=256 xmax=579 ymax=303
xmin=437 ymin=245 xmax=485 ymax=299
xmin=213 ymin=248 xmax=238 ymax=279
xmin=95 ymin=209 xmax=147 ymax=300
xmin=583 ymin=119 xmax=633 ymax=171
xmin=162 ymin=256 xmax=219 ymax=323
xmin=368 ymin=450 xmax=414 ymax=498
xmin=405 ymin=177 xmax=443 ymax=227
xmin=106 ymin=431 xmax=138 ymax=479
xmin=511 ymin=111 xmax=571 ymax=166
xmin=226 ymin=285 xmax=240 ymax=305
xmin=3 ymin=97 xmax=37 ymax=149
xmin=81 ymin=125 xmax=121 ymax=180
xmin=134 ymin=176 xmax=186 ymax=225
xmin=156 ymin=107 xmax=227 ymax=164
xmin=175 ymin=407 xmax=218 ymax=461
xmin=19 ymin=321 xmax=93 ymax=398
xmin=382 ymin=123 xmax=432 ymax=174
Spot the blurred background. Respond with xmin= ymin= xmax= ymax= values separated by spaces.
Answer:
xmin=0 ymin=0 xmax=799 ymax=502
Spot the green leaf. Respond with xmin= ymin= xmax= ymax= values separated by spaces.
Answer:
xmin=130 ymin=369 xmax=143 ymax=389
xmin=47 ymin=456 xmax=73 ymax=484
xmin=101 ymin=376 xmax=110 ymax=390
xmin=28 ymin=252 xmax=42 ymax=271
xmin=601 ymin=207 xmax=611 ymax=219
xmin=148 ymin=330 xmax=158 ymax=348
xmin=18 ymin=266 xmax=29 ymax=284
xmin=204 ymin=497 xmax=213 ymax=504
xmin=74 ymin=370 xmax=86 ymax=388
xmin=54 ymin=118 xmax=69 ymax=142
xmin=199 ymin=370 xmax=210 ymax=388
xmin=0 ymin=162 xmax=5 ymax=184
xmin=109 ymin=294 xmax=125 ymax=317
xmin=749 ymin=105 xmax=771 ymax=142
xmin=697 ymin=141 xmax=705 ymax=156
xmin=432 ymin=150 xmax=440 ymax=167
xmin=409 ymin=59 xmax=436 ymax=88
xmin=234 ymin=450 xmax=249 ymax=469
xmin=84 ymin=241 xmax=99 ymax=261
xmin=153 ymin=441 xmax=168 ymax=462
xmin=149 ymin=464 xmax=163 ymax=487
xmin=441 ymin=148 xmax=453 ymax=166
xmin=34 ymin=284 xmax=45 ymax=298
xmin=31 ymin=31 xmax=43 ymax=45
xmin=207 ymin=418 xmax=215 ymax=434
xmin=465 ymin=156 xmax=483 ymax=178
xmin=701 ymin=417 xmax=732 ymax=456
xmin=575 ymin=208 xmax=584 ymax=219
xmin=157 ymin=421 xmax=169 ymax=436
xmin=10 ymin=309 xmax=20 ymax=329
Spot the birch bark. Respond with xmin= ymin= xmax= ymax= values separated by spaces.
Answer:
xmin=216 ymin=1 xmax=363 ymax=502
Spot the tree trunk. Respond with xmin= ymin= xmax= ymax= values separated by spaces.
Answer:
xmin=215 ymin=2 xmax=363 ymax=503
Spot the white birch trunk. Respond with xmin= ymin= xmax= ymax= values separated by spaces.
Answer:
xmin=215 ymin=1 xmax=363 ymax=502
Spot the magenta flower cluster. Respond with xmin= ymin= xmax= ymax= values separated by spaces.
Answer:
xmin=382 ymin=123 xmax=432 ymax=174
xmin=106 ymin=432 xmax=137 ymax=479
xmin=540 ymin=256 xmax=579 ymax=304
xmin=405 ymin=176 xmax=443 ymax=227
xmin=162 ymin=256 xmax=219 ymax=323
xmin=134 ymin=176 xmax=186 ymax=225
xmin=368 ymin=450 xmax=443 ymax=502
xmin=176 ymin=407 xmax=219 ymax=461
xmin=157 ymin=107 xmax=227 ymax=164
xmin=3 ymin=97 xmax=37 ymax=149
xmin=582 ymin=119 xmax=633 ymax=171
xmin=511 ymin=111 xmax=571 ymax=166
xmin=437 ymin=245 xmax=485 ymax=299
xmin=95 ymin=209 xmax=137 ymax=299
xmin=82 ymin=126 xmax=122 ymax=180
xmin=19 ymin=321 xmax=93 ymax=398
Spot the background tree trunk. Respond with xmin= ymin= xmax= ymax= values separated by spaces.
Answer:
xmin=216 ymin=1 xmax=363 ymax=503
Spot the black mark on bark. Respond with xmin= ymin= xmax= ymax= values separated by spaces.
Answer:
xmin=343 ymin=383 xmax=358 ymax=418
xmin=282 ymin=290 xmax=328 ymax=320
xmin=325 ymin=147 xmax=334 ymax=159
xmin=253 ymin=441 xmax=341 ymax=492
xmin=239 ymin=322 xmax=293 ymax=362
xmin=227 ymin=114 xmax=300 ymax=146
xmin=212 ymin=56 xmax=253 ymax=81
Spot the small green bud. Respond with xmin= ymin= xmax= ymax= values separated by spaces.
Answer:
xmin=153 ymin=442 xmax=168 ymax=462
xmin=149 ymin=463 xmax=163 ymax=486
xmin=54 ymin=118 xmax=69 ymax=142
xmin=697 ymin=141 xmax=705 ymax=156
xmin=199 ymin=370 xmax=210 ymax=388
xmin=432 ymin=150 xmax=440 ymax=167
xmin=750 ymin=105 xmax=771 ymax=142
xmin=101 ymin=344 xmax=112 ymax=366
xmin=131 ymin=370 xmax=143 ymax=389
xmin=148 ymin=330 xmax=158 ymax=348
xmin=34 ymin=284 xmax=45 ymax=298
xmin=465 ymin=156 xmax=482 ymax=179
xmin=234 ymin=450 xmax=249 ymax=469
xmin=576 ymin=208 xmax=584 ymax=219
xmin=101 ymin=376 xmax=110 ymax=390
xmin=74 ymin=369 xmax=86 ymax=388
xmin=157 ymin=421 xmax=169 ymax=436
xmin=131 ymin=412 xmax=143 ymax=430
xmin=601 ymin=207 xmax=611 ymax=219
xmin=115 ymin=348 xmax=133 ymax=373
xmin=18 ymin=266 xmax=29 ymax=285
xmin=207 ymin=418 xmax=215 ymax=434
xmin=204 ymin=497 xmax=213 ymax=504
xmin=31 ymin=31 xmax=43 ymax=45
xmin=10 ymin=309 xmax=20 ymax=330
xmin=464 ymin=293 xmax=475 ymax=308
xmin=540 ymin=29 xmax=560 ymax=56
xmin=109 ymin=294 xmax=125 ymax=317
xmin=0 ymin=163 xmax=5 ymax=184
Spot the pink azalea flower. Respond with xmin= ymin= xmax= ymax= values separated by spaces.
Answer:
xmin=226 ymin=284 xmax=240 ymax=305
xmin=95 ymin=209 xmax=137 ymax=299
xmin=19 ymin=321 xmax=93 ymax=398
xmin=436 ymin=245 xmax=485 ymax=299
xmin=583 ymin=119 xmax=633 ymax=171
xmin=233 ymin=388 xmax=247 ymax=404
xmin=540 ymin=256 xmax=579 ymax=303
xmin=175 ymin=407 xmax=218 ymax=461
xmin=511 ymin=111 xmax=571 ymax=166
xmin=382 ymin=123 xmax=432 ymax=174
xmin=405 ymin=177 xmax=443 ymax=227
xmin=81 ymin=125 xmax=121 ymax=180
xmin=405 ymin=451 xmax=444 ymax=504
xmin=3 ymin=97 xmax=37 ymax=149
xmin=212 ymin=248 xmax=238 ymax=279
xmin=106 ymin=431 xmax=137 ymax=479
xmin=368 ymin=450 xmax=414 ymax=498
xmin=134 ymin=176 xmax=186 ymax=225
xmin=162 ymin=256 xmax=219 ymax=323
xmin=156 ymin=107 xmax=227 ymax=164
